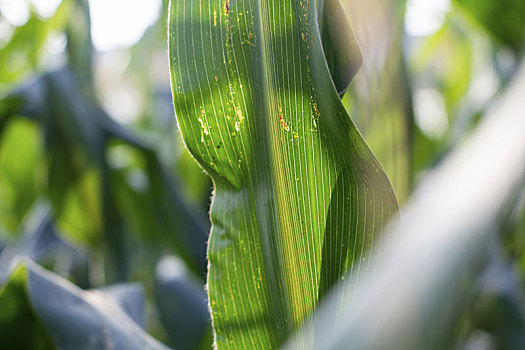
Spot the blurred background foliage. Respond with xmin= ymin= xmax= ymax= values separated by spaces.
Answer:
xmin=0 ymin=0 xmax=523 ymax=348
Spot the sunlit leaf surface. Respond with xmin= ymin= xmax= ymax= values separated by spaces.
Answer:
xmin=169 ymin=0 xmax=398 ymax=348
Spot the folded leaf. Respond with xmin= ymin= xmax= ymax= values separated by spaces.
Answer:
xmin=169 ymin=0 xmax=398 ymax=348
xmin=318 ymin=0 xmax=362 ymax=95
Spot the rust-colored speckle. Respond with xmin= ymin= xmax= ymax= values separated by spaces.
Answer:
xmin=312 ymin=102 xmax=320 ymax=117
xmin=278 ymin=106 xmax=289 ymax=131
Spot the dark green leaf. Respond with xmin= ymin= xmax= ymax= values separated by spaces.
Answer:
xmin=318 ymin=0 xmax=362 ymax=95
xmin=454 ymin=0 xmax=525 ymax=53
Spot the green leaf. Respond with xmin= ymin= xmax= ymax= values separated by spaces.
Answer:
xmin=108 ymin=142 xmax=209 ymax=276
xmin=6 ymin=70 xmax=105 ymax=246
xmin=317 ymin=0 xmax=362 ymax=96
xmin=65 ymin=0 xmax=95 ymax=98
xmin=283 ymin=62 xmax=525 ymax=350
xmin=168 ymin=0 xmax=398 ymax=348
xmin=0 ymin=262 xmax=170 ymax=350
xmin=0 ymin=119 xmax=45 ymax=234
xmin=454 ymin=0 xmax=525 ymax=53
xmin=2 ymin=68 xmax=210 ymax=280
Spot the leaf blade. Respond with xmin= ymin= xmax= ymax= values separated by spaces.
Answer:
xmin=168 ymin=0 xmax=398 ymax=348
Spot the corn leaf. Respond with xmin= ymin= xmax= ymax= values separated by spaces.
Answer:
xmin=0 ymin=263 xmax=170 ymax=350
xmin=283 ymin=61 xmax=525 ymax=350
xmin=168 ymin=0 xmax=398 ymax=348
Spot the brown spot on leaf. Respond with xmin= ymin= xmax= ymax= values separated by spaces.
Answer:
xmin=278 ymin=106 xmax=289 ymax=131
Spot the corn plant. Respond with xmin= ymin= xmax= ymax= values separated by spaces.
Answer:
xmin=0 ymin=0 xmax=524 ymax=349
